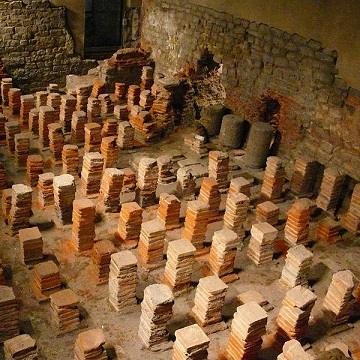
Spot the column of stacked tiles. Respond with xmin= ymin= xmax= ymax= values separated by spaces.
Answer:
xmin=62 ymin=145 xmax=79 ymax=176
xmin=5 ymin=121 xmax=20 ymax=154
xmin=116 ymin=202 xmax=143 ymax=246
xmin=122 ymin=167 xmax=136 ymax=193
xmin=172 ymin=324 xmax=210 ymax=360
xmin=100 ymin=136 xmax=119 ymax=168
xmin=137 ymin=219 xmax=166 ymax=269
xmin=140 ymin=90 xmax=155 ymax=109
xmin=225 ymin=301 xmax=267 ymax=360
xmin=127 ymin=85 xmax=141 ymax=107
xmin=279 ymin=245 xmax=313 ymax=288
xmin=176 ymin=168 xmax=196 ymax=200
xmin=19 ymin=227 xmax=43 ymax=264
xmin=59 ymin=94 xmax=76 ymax=133
xmin=192 ymin=275 xmax=228 ymax=329
xmin=81 ymin=152 xmax=104 ymax=196
xmin=0 ymin=162 xmax=7 ymax=191
xmin=157 ymin=193 xmax=181 ymax=230
xmin=74 ymin=328 xmax=107 ymax=360
xmin=191 ymin=135 xmax=208 ymax=158
xmin=71 ymin=199 xmax=96 ymax=252
xmin=181 ymin=200 xmax=210 ymax=251
xmin=247 ymin=222 xmax=278 ymax=266
xmin=229 ymin=176 xmax=251 ymax=197
xmin=35 ymin=90 xmax=48 ymax=109
xmin=87 ymin=97 xmax=102 ymax=124
xmin=256 ymin=201 xmax=280 ymax=226
xmin=316 ymin=167 xmax=345 ymax=211
xmin=137 ymin=157 xmax=158 ymax=207
xmin=20 ymin=94 xmax=34 ymax=127
xmin=284 ymin=199 xmax=311 ymax=246
xmin=26 ymin=154 xmax=43 ymax=187
xmin=8 ymin=88 xmax=21 ymax=115
xmin=98 ymin=168 xmax=124 ymax=213
xmin=117 ymin=121 xmax=134 ymax=149
xmin=38 ymin=172 xmax=54 ymax=208
xmin=99 ymin=93 xmax=114 ymax=119
xmin=4 ymin=334 xmax=38 ymax=359
xmin=29 ymin=108 xmax=39 ymax=135
xmin=198 ymin=177 xmax=221 ymax=221
xmin=290 ymin=156 xmax=317 ymax=196
xmin=1 ymin=78 xmax=12 ymax=105
xmin=47 ymin=92 xmax=61 ymax=119
xmin=108 ymin=250 xmax=138 ymax=311
xmin=277 ymin=339 xmax=315 ymax=360
xmin=138 ymin=284 xmax=174 ymax=349
xmin=91 ymin=240 xmax=116 ymax=284
xmin=275 ymin=286 xmax=317 ymax=344
xmin=31 ymin=260 xmax=61 ymax=297
xmin=208 ymin=150 xmax=229 ymax=190
xmin=14 ymin=133 xmax=30 ymax=167
xmin=48 ymin=123 xmax=64 ymax=162
xmin=75 ymin=85 xmax=90 ymax=112
xmin=2 ymin=188 xmax=12 ymax=221
xmin=71 ymin=110 xmax=87 ymax=144
xmin=0 ymin=286 xmax=19 ymax=343
xmin=322 ymin=270 xmax=357 ymax=326
xmin=157 ymin=155 xmax=176 ymax=184
xmin=84 ymin=123 xmax=101 ymax=153
xmin=38 ymin=105 xmax=55 ymax=148
xmin=114 ymin=82 xmax=126 ymax=102
xmin=8 ymin=184 xmax=33 ymax=235
xmin=163 ymin=239 xmax=196 ymax=295
xmin=209 ymin=229 xmax=239 ymax=277
xmin=141 ymin=66 xmax=154 ymax=90
xmin=50 ymin=288 xmax=80 ymax=334
xmin=223 ymin=192 xmax=250 ymax=240
xmin=315 ymin=217 xmax=341 ymax=244
xmin=101 ymin=118 xmax=118 ymax=137
xmin=260 ymin=156 xmax=285 ymax=200
xmin=343 ymin=183 xmax=360 ymax=234
xmin=114 ymin=104 xmax=129 ymax=121
xmin=54 ymin=174 xmax=76 ymax=225
xmin=90 ymin=79 xmax=105 ymax=98
xmin=0 ymin=113 xmax=6 ymax=141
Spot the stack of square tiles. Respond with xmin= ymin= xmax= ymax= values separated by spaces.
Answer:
xmin=290 ymin=156 xmax=317 ymax=196
xmin=75 ymin=85 xmax=91 ymax=112
xmin=208 ymin=151 xmax=229 ymax=190
xmin=316 ymin=167 xmax=345 ymax=211
xmin=114 ymin=105 xmax=129 ymax=121
xmin=284 ymin=199 xmax=311 ymax=246
xmin=90 ymin=79 xmax=106 ymax=98
xmin=4 ymin=334 xmax=38 ymax=359
xmin=28 ymin=108 xmax=39 ymax=135
xmin=247 ymin=222 xmax=278 ymax=266
xmin=46 ymin=92 xmax=61 ymax=119
xmin=157 ymin=155 xmax=176 ymax=184
xmin=38 ymin=172 xmax=54 ymax=208
xmin=117 ymin=121 xmax=134 ymax=149
xmin=229 ymin=176 xmax=251 ymax=197
xmin=138 ymin=284 xmax=174 ymax=349
xmin=99 ymin=168 xmax=124 ymax=213
xmin=192 ymin=275 xmax=228 ymax=328
xmin=19 ymin=94 xmax=34 ymax=127
xmin=32 ymin=260 xmax=61 ymax=297
xmin=181 ymin=200 xmax=210 ymax=250
xmin=316 ymin=217 xmax=341 ymax=244
xmin=62 ymin=145 xmax=79 ymax=176
xmin=157 ymin=193 xmax=181 ymax=230
xmin=19 ymin=227 xmax=43 ymax=264
xmin=172 ymin=324 xmax=210 ymax=360
xmin=35 ymin=90 xmax=48 ymax=109
xmin=14 ymin=133 xmax=30 ymax=167
xmin=48 ymin=123 xmax=64 ymax=162
xmin=0 ymin=113 xmax=7 ymax=140
xmin=99 ymin=93 xmax=114 ymax=119
xmin=127 ymin=85 xmax=141 ymax=107
xmin=191 ymin=135 xmax=208 ymax=158
xmin=8 ymin=184 xmax=33 ymax=235
xmin=8 ymin=88 xmax=21 ymax=115
xmin=223 ymin=192 xmax=250 ymax=240
xmin=100 ymin=136 xmax=119 ymax=168
xmin=47 ymin=83 xmax=59 ymax=93
xmin=74 ymin=329 xmax=107 ymax=360
xmin=38 ymin=105 xmax=55 ymax=148
xmin=5 ymin=121 xmax=21 ymax=153
xmin=0 ymin=286 xmax=19 ymax=343
xmin=84 ymin=123 xmax=101 ymax=153
xmin=114 ymin=82 xmax=126 ymax=102
xmin=116 ymin=202 xmax=143 ymax=245
xmin=26 ymin=154 xmax=43 ymax=187
xmin=139 ymin=90 xmax=154 ymax=110
xmin=163 ymin=239 xmax=196 ymax=295
xmin=275 ymin=286 xmax=317 ymax=343
xmin=260 ymin=156 xmax=285 ymax=200
xmin=138 ymin=219 xmax=166 ymax=268
xmin=343 ymin=183 xmax=360 ymax=234
xmin=91 ymin=240 xmax=116 ymax=284
xmin=280 ymin=245 xmax=313 ymax=288
xmin=1 ymin=78 xmax=12 ymax=105
xmin=71 ymin=199 xmax=96 ymax=252
xmin=141 ymin=66 xmax=154 ymax=90
xmin=322 ymin=270 xmax=356 ymax=326
xmin=108 ymin=250 xmax=138 ymax=312
xmin=53 ymin=174 xmax=76 ymax=225
xmin=86 ymin=97 xmax=102 ymax=124
xmin=209 ymin=229 xmax=239 ymax=277
xmin=50 ymin=288 xmax=80 ymax=334
xmin=256 ymin=201 xmax=280 ymax=226
xmin=59 ymin=94 xmax=76 ymax=133
xmin=277 ymin=339 xmax=315 ymax=360
xmin=122 ymin=167 xmax=136 ymax=193
xmin=71 ymin=110 xmax=87 ymax=144
xmin=101 ymin=118 xmax=117 ymax=137
xmin=137 ymin=157 xmax=158 ymax=207
xmin=198 ymin=177 xmax=221 ymax=221
xmin=2 ymin=188 xmax=12 ymax=221
xmin=176 ymin=168 xmax=196 ymax=200
xmin=225 ymin=302 xmax=267 ymax=360
xmin=81 ymin=152 xmax=104 ymax=196
xmin=0 ymin=162 xmax=6 ymax=190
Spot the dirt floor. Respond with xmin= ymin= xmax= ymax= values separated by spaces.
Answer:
xmin=0 ymin=109 xmax=360 ymax=359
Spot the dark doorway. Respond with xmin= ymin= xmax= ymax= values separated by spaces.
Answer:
xmin=85 ymin=0 xmax=123 ymax=58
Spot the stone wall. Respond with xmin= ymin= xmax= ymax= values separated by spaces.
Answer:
xmin=0 ymin=0 xmax=96 ymax=93
xmin=141 ymin=0 xmax=360 ymax=181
